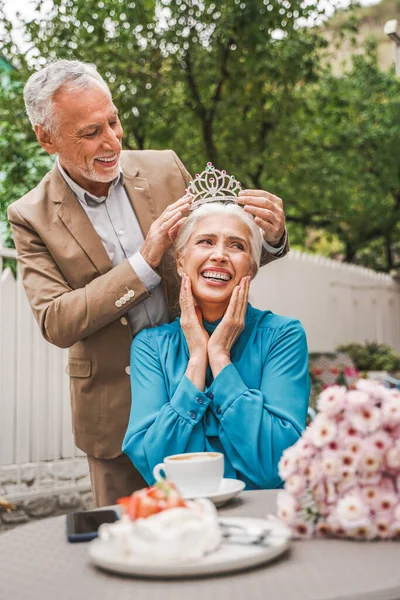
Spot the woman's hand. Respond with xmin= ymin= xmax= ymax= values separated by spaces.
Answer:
xmin=208 ymin=276 xmax=251 ymax=377
xmin=179 ymin=273 xmax=209 ymax=390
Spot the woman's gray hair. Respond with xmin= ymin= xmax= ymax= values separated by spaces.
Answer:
xmin=23 ymin=59 xmax=110 ymax=134
xmin=174 ymin=202 xmax=263 ymax=277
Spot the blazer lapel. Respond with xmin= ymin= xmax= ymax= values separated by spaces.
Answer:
xmin=51 ymin=167 xmax=113 ymax=275
xmin=123 ymin=172 xmax=156 ymax=237
xmin=123 ymin=168 xmax=172 ymax=308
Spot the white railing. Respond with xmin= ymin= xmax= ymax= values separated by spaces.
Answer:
xmin=1 ymin=245 xmax=400 ymax=497
xmin=0 ymin=247 xmax=87 ymax=500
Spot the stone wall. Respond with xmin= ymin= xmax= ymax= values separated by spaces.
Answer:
xmin=0 ymin=458 xmax=93 ymax=532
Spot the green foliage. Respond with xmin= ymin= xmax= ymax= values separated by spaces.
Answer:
xmin=1 ymin=0 xmax=400 ymax=273
xmin=336 ymin=341 xmax=400 ymax=372
xmin=272 ymin=42 xmax=400 ymax=271
xmin=0 ymin=74 xmax=54 ymax=245
xmin=0 ymin=0 xmax=326 ymax=246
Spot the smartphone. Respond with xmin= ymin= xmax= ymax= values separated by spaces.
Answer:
xmin=66 ymin=509 xmax=119 ymax=542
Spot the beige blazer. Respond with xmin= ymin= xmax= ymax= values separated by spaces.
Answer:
xmin=8 ymin=149 xmax=288 ymax=459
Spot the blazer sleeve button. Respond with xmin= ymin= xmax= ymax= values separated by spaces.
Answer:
xmin=115 ymin=300 xmax=122 ymax=308
xmin=128 ymin=290 xmax=135 ymax=298
xmin=125 ymin=366 xmax=130 ymax=375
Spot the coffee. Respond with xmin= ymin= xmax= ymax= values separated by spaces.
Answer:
xmin=152 ymin=452 xmax=224 ymax=496
xmin=169 ymin=453 xmax=220 ymax=461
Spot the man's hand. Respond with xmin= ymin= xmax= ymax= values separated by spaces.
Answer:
xmin=208 ymin=275 xmax=250 ymax=377
xmin=140 ymin=194 xmax=191 ymax=269
xmin=235 ymin=189 xmax=285 ymax=247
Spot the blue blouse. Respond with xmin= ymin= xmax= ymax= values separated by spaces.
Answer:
xmin=122 ymin=303 xmax=310 ymax=490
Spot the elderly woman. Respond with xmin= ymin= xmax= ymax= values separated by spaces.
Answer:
xmin=122 ymin=202 xmax=310 ymax=490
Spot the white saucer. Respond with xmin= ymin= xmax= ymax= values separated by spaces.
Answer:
xmin=182 ymin=478 xmax=245 ymax=507
xmin=89 ymin=516 xmax=291 ymax=578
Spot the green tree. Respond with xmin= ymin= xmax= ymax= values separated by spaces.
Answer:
xmin=0 ymin=75 xmax=53 ymax=247
xmin=0 ymin=0 xmax=327 ymax=244
xmin=274 ymin=41 xmax=400 ymax=271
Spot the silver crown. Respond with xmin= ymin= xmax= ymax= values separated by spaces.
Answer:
xmin=186 ymin=162 xmax=241 ymax=211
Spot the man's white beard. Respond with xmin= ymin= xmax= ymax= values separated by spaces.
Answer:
xmin=83 ymin=160 xmax=120 ymax=184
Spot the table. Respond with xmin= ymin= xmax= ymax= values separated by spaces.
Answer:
xmin=0 ymin=490 xmax=399 ymax=600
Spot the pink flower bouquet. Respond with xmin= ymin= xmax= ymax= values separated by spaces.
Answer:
xmin=277 ymin=380 xmax=400 ymax=539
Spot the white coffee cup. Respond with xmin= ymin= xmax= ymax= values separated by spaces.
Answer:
xmin=152 ymin=452 xmax=224 ymax=496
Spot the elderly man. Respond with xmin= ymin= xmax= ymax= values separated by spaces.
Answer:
xmin=8 ymin=59 xmax=288 ymax=506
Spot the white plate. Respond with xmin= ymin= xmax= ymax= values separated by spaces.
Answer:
xmin=89 ymin=516 xmax=291 ymax=579
xmin=182 ymin=478 xmax=246 ymax=507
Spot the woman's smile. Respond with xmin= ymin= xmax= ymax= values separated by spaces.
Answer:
xmin=200 ymin=266 xmax=233 ymax=286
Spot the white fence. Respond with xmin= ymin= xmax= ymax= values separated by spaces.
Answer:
xmin=0 ymin=247 xmax=86 ymax=499
xmin=1 ymin=246 xmax=400 ymax=492
xmin=251 ymin=250 xmax=400 ymax=353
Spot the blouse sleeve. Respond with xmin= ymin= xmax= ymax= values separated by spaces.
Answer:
xmin=122 ymin=330 xmax=213 ymax=484
xmin=208 ymin=320 xmax=309 ymax=488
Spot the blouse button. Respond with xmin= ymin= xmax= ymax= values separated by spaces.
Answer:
xmin=206 ymin=391 xmax=214 ymax=400
xmin=188 ymin=411 xmax=197 ymax=420
xmin=196 ymin=397 xmax=204 ymax=404
xmin=216 ymin=406 xmax=222 ymax=415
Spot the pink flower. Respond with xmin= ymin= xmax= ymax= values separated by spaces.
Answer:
xmin=382 ymin=398 xmax=400 ymax=426
xmin=340 ymin=450 xmax=359 ymax=472
xmin=293 ymin=519 xmax=314 ymax=538
xmin=349 ymin=406 xmax=381 ymax=435
xmin=336 ymin=494 xmax=369 ymax=528
xmin=386 ymin=443 xmax=400 ymax=470
xmin=315 ymin=521 xmax=332 ymax=537
xmin=368 ymin=430 xmax=392 ymax=454
xmin=346 ymin=522 xmax=376 ymax=540
xmin=326 ymin=516 xmax=348 ymax=538
xmin=375 ymin=516 xmax=392 ymax=539
xmin=346 ymin=390 xmax=371 ymax=410
xmin=317 ymin=386 xmax=346 ymax=416
xmin=359 ymin=449 xmax=381 ymax=474
xmin=278 ymin=448 xmax=298 ymax=480
xmin=276 ymin=490 xmax=297 ymax=525
xmin=309 ymin=414 xmax=337 ymax=447
xmin=294 ymin=438 xmax=316 ymax=459
xmin=375 ymin=489 xmax=397 ymax=515
xmin=344 ymin=367 xmax=359 ymax=378
xmin=285 ymin=474 xmax=306 ymax=497
xmin=362 ymin=485 xmax=379 ymax=506
xmin=344 ymin=438 xmax=362 ymax=456
xmin=320 ymin=452 xmax=341 ymax=479
xmin=355 ymin=379 xmax=384 ymax=400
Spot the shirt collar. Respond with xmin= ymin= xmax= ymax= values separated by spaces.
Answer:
xmin=57 ymin=158 xmax=124 ymax=205
xmin=202 ymin=303 xmax=253 ymax=335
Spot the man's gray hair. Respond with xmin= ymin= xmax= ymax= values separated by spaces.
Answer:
xmin=24 ymin=59 xmax=111 ymax=134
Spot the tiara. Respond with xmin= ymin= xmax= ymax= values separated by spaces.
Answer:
xmin=186 ymin=162 xmax=241 ymax=211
